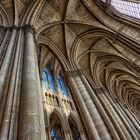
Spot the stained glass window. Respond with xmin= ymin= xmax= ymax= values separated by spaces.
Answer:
xmin=111 ymin=0 xmax=140 ymax=20
xmin=51 ymin=129 xmax=60 ymax=140
xmin=42 ymin=67 xmax=69 ymax=96
xmin=57 ymin=75 xmax=69 ymax=96
xmin=42 ymin=67 xmax=56 ymax=93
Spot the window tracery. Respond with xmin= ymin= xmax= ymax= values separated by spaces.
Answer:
xmin=42 ymin=67 xmax=56 ymax=93
xmin=111 ymin=0 xmax=140 ymax=20
xmin=42 ymin=67 xmax=69 ymax=97
xmin=50 ymin=113 xmax=64 ymax=140
xmin=57 ymin=75 xmax=69 ymax=96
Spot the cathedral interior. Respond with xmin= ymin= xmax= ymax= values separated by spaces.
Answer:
xmin=0 ymin=0 xmax=140 ymax=140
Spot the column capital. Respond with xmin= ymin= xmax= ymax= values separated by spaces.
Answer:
xmin=0 ymin=25 xmax=36 ymax=33
xmin=65 ymin=69 xmax=83 ymax=77
xmin=23 ymin=24 xmax=36 ymax=34
xmin=0 ymin=25 xmax=6 ymax=31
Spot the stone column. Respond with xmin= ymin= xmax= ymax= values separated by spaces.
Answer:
xmin=0 ymin=27 xmax=21 ymax=140
xmin=108 ymin=96 xmax=138 ymax=140
xmin=0 ymin=28 xmax=17 ymax=123
xmin=45 ymin=126 xmax=52 ymax=140
xmin=66 ymin=70 xmax=113 ymax=140
xmin=80 ymin=74 xmax=120 ymax=140
xmin=94 ymin=91 xmax=129 ymax=140
xmin=128 ymin=107 xmax=140 ymax=126
xmin=115 ymin=102 xmax=140 ymax=139
xmin=121 ymin=104 xmax=140 ymax=133
xmin=63 ymin=128 xmax=72 ymax=140
xmin=17 ymin=26 xmax=46 ymax=140
xmin=80 ymin=131 xmax=86 ymax=140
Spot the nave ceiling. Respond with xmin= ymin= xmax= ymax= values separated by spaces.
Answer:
xmin=0 ymin=0 xmax=140 ymax=113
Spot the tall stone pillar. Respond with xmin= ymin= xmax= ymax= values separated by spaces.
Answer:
xmin=66 ymin=70 xmax=113 ymax=140
xmin=94 ymin=91 xmax=130 ymax=140
xmin=80 ymin=74 xmax=121 ymax=140
xmin=115 ymin=101 xmax=140 ymax=139
xmin=45 ymin=126 xmax=52 ymax=140
xmin=0 ymin=27 xmax=22 ymax=140
xmin=106 ymin=95 xmax=138 ymax=140
xmin=17 ymin=25 xmax=46 ymax=140
xmin=119 ymin=103 xmax=140 ymax=133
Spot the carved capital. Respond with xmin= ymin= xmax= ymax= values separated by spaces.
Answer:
xmin=0 ymin=25 xmax=6 ymax=32
xmin=23 ymin=24 xmax=36 ymax=34
xmin=65 ymin=69 xmax=83 ymax=77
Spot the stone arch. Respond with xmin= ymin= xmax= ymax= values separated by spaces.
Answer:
xmin=37 ymin=35 xmax=71 ymax=71
xmin=68 ymin=112 xmax=82 ymax=140
xmin=49 ymin=108 xmax=66 ymax=140
xmin=70 ymin=29 xmax=140 ymax=70
xmin=68 ymin=112 xmax=83 ymax=132
xmin=91 ymin=54 xmax=140 ymax=112
xmin=49 ymin=108 xmax=65 ymax=128
xmin=71 ymin=29 xmax=140 ymax=113
xmin=0 ymin=5 xmax=9 ymax=26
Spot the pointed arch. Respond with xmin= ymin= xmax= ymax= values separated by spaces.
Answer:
xmin=68 ymin=112 xmax=82 ymax=140
xmin=49 ymin=108 xmax=65 ymax=128
xmin=68 ymin=112 xmax=83 ymax=132
xmin=0 ymin=4 xmax=9 ymax=26
xmin=70 ymin=29 xmax=140 ymax=70
xmin=37 ymin=35 xmax=71 ymax=71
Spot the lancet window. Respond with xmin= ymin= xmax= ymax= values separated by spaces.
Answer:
xmin=42 ymin=67 xmax=69 ymax=97
xmin=50 ymin=113 xmax=64 ymax=140
xmin=57 ymin=75 xmax=69 ymax=96
xmin=42 ymin=67 xmax=56 ymax=93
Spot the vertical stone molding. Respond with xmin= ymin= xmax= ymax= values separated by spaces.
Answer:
xmin=94 ymin=91 xmax=129 ymax=140
xmin=105 ymin=93 xmax=138 ymax=139
xmin=17 ymin=25 xmax=46 ymax=140
xmin=0 ymin=27 xmax=20 ymax=140
xmin=66 ymin=70 xmax=112 ymax=140
xmin=45 ymin=126 xmax=51 ymax=140
xmin=80 ymin=75 xmax=122 ymax=140
xmin=115 ymin=102 xmax=140 ymax=139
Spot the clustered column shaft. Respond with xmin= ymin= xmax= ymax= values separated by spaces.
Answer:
xmin=66 ymin=70 xmax=140 ymax=140
xmin=0 ymin=25 xmax=46 ymax=140
xmin=66 ymin=70 xmax=113 ymax=140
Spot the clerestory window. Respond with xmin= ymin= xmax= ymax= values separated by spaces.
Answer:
xmin=111 ymin=0 xmax=140 ymax=20
xmin=57 ymin=75 xmax=69 ymax=97
xmin=42 ymin=67 xmax=69 ymax=96
xmin=42 ymin=67 xmax=56 ymax=93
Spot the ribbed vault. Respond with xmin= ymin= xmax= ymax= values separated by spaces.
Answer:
xmin=0 ymin=0 xmax=140 ymax=139
xmin=75 ymin=33 xmax=140 ymax=113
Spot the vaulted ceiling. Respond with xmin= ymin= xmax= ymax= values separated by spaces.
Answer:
xmin=0 ymin=0 xmax=140 ymax=113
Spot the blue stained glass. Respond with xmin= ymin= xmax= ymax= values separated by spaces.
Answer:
xmin=51 ymin=129 xmax=60 ymax=140
xmin=57 ymin=75 xmax=69 ymax=96
xmin=42 ymin=67 xmax=56 ymax=94
xmin=48 ymin=72 xmax=56 ymax=93
xmin=42 ymin=67 xmax=69 ymax=96
xmin=42 ymin=71 xmax=49 ymax=89
xmin=60 ymin=79 xmax=68 ymax=96
xmin=57 ymin=79 xmax=63 ymax=93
